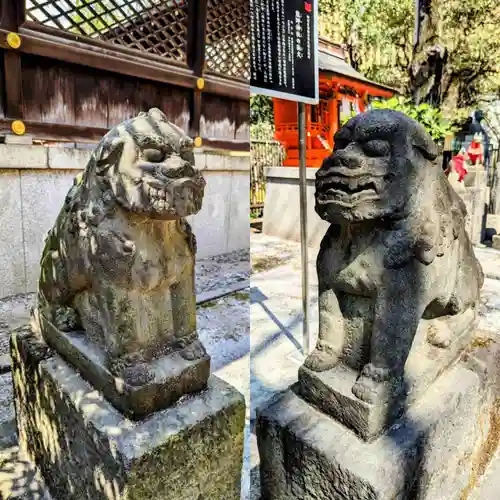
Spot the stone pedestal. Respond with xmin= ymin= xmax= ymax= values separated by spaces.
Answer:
xmin=38 ymin=313 xmax=210 ymax=420
xmin=449 ymin=165 xmax=488 ymax=245
xmin=11 ymin=328 xmax=245 ymax=500
xmin=257 ymin=336 xmax=500 ymax=500
xmin=298 ymin=316 xmax=476 ymax=441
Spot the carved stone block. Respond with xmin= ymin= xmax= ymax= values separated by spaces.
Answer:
xmin=258 ymin=337 xmax=500 ymax=500
xmin=39 ymin=314 xmax=210 ymax=419
xmin=12 ymin=329 xmax=245 ymax=500
xmin=298 ymin=315 xmax=477 ymax=440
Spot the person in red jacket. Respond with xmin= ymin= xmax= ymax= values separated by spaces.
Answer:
xmin=466 ymin=133 xmax=484 ymax=165
xmin=447 ymin=148 xmax=469 ymax=182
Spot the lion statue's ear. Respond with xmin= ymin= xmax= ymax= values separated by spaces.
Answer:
xmin=95 ymin=138 xmax=125 ymax=174
xmin=148 ymin=108 xmax=168 ymax=122
xmin=412 ymin=123 xmax=438 ymax=161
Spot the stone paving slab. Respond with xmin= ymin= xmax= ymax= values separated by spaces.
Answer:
xmin=249 ymin=232 xmax=500 ymax=500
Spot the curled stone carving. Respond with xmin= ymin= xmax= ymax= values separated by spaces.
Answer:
xmin=299 ymin=109 xmax=484 ymax=438
xmin=34 ymin=109 xmax=208 ymax=413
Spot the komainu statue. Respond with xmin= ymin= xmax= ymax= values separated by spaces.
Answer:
xmin=256 ymin=110 xmax=495 ymax=499
xmin=34 ymin=109 xmax=208 ymax=408
xmin=302 ymin=109 xmax=483 ymax=418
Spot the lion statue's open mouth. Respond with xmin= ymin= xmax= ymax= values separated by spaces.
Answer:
xmin=316 ymin=173 xmax=382 ymax=206
xmin=96 ymin=108 xmax=205 ymax=220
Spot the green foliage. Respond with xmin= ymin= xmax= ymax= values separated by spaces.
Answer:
xmin=69 ymin=0 xmax=120 ymax=35
xmin=340 ymin=111 xmax=357 ymax=126
xmin=250 ymin=95 xmax=273 ymax=125
xmin=370 ymin=97 xmax=458 ymax=141
xmin=318 ymin=0 xmax=413 ymax=90
xmin=250 ymin=120 xmax=275 ymax=140
xmin=318 ymin=0 xmax=500 ymax=115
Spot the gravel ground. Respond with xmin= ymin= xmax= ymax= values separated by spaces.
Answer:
xmin=0 ymin=250 xmax=251 ymax=500
xmin=196 ymin=249 xmax=250 ymax=294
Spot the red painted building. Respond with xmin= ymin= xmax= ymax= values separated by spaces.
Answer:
xmin=273 ymin=37 xmax=395 ymax=167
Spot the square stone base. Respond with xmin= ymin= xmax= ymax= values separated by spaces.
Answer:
xmin=257 ymin=338 xmax=500 ymax=500
xmin=11 ymin=328 xmax=245 ymax=500
xmin=298 ymin=316 xmax=477 ymax=441
xmin=38 ymin=313 xmax=210 ymax=419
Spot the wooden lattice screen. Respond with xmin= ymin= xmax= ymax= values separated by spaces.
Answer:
xmin=25 ymin=0 xmax=189 ymax=61
xmin=24 ymin=0 xmax=250 ymax=80
xmin=205 ymin=0 xmax=249 ymax=81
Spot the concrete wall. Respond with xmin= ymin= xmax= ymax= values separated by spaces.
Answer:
xmin=263 ymin=165 xmax=489 ymax=249
xmin=0 ymin=144 xmax=249 ymax=299
xmin=262 ymin=167 xmax=328 ymax=248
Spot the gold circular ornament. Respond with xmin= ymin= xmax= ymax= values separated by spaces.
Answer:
xmin=194 ymin=136 xmax=202 ymax=148
xmin=11 ymin=120 xmax=26 ymax=135
xmin=196 ymin=78 xmax=205 ymax=90
xmin=7 ymin=32 xmax=21 ymax=49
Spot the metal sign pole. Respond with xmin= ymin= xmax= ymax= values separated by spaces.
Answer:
xmin=298 ymin=102 xmax=310 ymax=356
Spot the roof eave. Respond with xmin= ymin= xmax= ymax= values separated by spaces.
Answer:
xmin=319 ymin=69 xmax=398 ymax=97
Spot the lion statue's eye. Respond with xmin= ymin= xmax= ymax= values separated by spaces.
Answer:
xmin=362 ymin=139 xmax=390 ymax=157
xmin=143 ymin=149 xmax=166 ymax=163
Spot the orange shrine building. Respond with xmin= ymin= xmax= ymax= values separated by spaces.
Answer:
xmin=273 ymin=37 xmax=395 ymax=167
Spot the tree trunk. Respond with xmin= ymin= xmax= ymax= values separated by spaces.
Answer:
xmin=409 ymin=0 xmax=448 ymax=107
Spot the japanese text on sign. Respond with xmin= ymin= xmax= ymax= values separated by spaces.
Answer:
xmin=250 ymin=0 xmax=318 ymax=104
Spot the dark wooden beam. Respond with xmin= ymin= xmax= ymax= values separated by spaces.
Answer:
xmin=189 ymin=90 xmax=203 ymax=137
xmin=21 ymin=22 xmax=191 ymax=71
xmin=0 ymin=0 xmax=25 ymax=30
xmin=0 ymin=119 xmax=108 ymax=142
xmin=200 ymin=138 xmax=250 ymax=153
xmin=187 ymin=0 xmax=208 ymax=138
xmin=3 ymin=51 xmax=23 ymax=118
xmin=0 ymin=119 xmax=250 ymax=152
xmin=0 ymin=26 xmax=249 ymax=100
xmin=203 ymin=74 xmax=250 ymax=102
xmin=186 ymin=0 xmax=208 ymax=75
xmin=0 ymin=0 xmax=25 ymax=119
xmin=0 ymin=26 xmax=197 ymax=90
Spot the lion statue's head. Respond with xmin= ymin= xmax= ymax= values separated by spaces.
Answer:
xmin=315 ymin=109 xmax=439 ymax=224
xmin=83 ymin=108 xmax=205 ymax=219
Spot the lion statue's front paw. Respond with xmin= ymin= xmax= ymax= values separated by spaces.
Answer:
xmin=54 ymin=306 xmax=80 ymax=332
xmin=180 ymin=339 xmax=208 ymax=361
xmin=352 ymin=364 xmax=396 ymax=404
xmin=303 ymin=341 xmax=341 ymax=372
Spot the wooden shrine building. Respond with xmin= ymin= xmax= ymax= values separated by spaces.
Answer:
xmin=273 ymin=37 xmax=394 ymax=167
xmin=0 ymin=0 xmax=249 ymax=149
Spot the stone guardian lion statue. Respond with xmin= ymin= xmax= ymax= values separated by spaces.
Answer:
xmin=35 ymin=108 xmax=207 ymax=383
xmin=305 ymin=109 xmax=484 ymax=405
